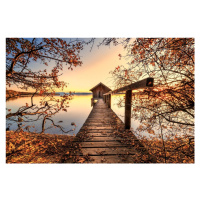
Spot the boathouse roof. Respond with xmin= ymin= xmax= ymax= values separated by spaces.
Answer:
xmin=89 ymin=82 xmax=112 ymax=91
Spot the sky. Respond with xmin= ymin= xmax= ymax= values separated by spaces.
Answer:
xmin=8 ymin=38 xmax=132 ymax=93
xmin=60 ymin=38 xmax=130 ymax=93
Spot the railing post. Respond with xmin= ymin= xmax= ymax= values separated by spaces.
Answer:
xmin=106 ymin=95 xmax=108 ymax=104
xmin=125 ymin=90 xmax=132 ymax=129
xmin=91 ymin=98 xmax=93 ymax=107
xmin=108 ymin=94 xmax=111 ymax=108
xmin=102 ymin=77 xmax=154 ymax=129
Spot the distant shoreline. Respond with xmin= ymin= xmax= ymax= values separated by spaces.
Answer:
xmin=6 ymin=90 xmax=92 ymax=100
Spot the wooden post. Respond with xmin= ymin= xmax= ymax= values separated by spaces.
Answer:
xmin=108 ymin=94 xmax=111 ymax=108
xmin=100 ymin=78 xmax=154 ymax=129
xmin=125 ymin=90 xmax=132 ymax=129
xmin=106 ymin=95 xmax=108 ymax=104
xmin=91 ymin=98 xmax=93 ymax=107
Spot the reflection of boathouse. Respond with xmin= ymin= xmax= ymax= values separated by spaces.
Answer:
xmin=90 ymin=82 xmax=111 ymax=98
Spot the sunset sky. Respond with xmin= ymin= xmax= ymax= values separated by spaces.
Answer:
xmin=61 ymin=38 xmax=129 ymax=93
xmin=10 ymin=38 xmax=132 ymax=93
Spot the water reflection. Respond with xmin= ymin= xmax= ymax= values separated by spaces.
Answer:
xmin=6 ymin=94 xmax=93 ymax=135
xmin=6 ymin=93 xmax=169 ymax=138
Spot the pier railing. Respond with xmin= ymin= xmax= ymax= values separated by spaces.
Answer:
xmin=103 ymin=77 xmax=154 ymax=129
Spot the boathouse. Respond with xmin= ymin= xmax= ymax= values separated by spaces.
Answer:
xmin=90 ymin=82 xmax=111 ymax=98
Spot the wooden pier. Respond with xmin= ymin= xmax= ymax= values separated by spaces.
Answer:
xmin=74 ymin=98 xmax=156 ymax=163
xmin=72 ymin=78 xmax=156 ymax=163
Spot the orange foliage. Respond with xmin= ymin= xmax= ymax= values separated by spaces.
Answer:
xmin=6 ymin=130 xmax=75 ymax=163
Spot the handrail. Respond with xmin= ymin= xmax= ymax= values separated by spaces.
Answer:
xmin=103 ymin=77 xmax=154 ymax=129
xmin=103 ymin=77 xmax=154 ymax=95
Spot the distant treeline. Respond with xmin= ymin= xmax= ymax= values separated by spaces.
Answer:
xmin=6 ymin=90 xmax=92 ymax=100
xmin=6 ymin=90 xmax=41 ymax=100
xmin=57 ymin=92 xmax=92 ymax=96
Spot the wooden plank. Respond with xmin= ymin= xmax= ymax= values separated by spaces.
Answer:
xmin=83 ymin=136 xmax=125 ymax=142
xmin=83 ymin=132 xmax=112 ymax=137
xmin=84 ymin=124 xmax=115 ymax=127
xmin=104 ymin=77 xmax=154 ymax=95
xmin=81 ymin=126 xmax=114 ymax=130
xmin=77 ymin=155 xmax=138 ymax=163
xmin=79 ymin=147 xmax=138 ymax=156
xmin=87 ymin=117 xmax=114 ymax=120
xmin=78 ymin=130 xmax=112 ymax=134
xmin=80 ymin=141 xmax=127 ymax=148
xmin=84 ymin=121 xmax=113 ymax=124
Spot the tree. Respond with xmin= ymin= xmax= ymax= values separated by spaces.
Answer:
xmin=6 ymin=38 xmax=93 ymax=133
xmin=104 ymin=38 xmax=194 ymax=162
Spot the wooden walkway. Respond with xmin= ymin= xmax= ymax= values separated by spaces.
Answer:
xmin=73 ymin=99 xmax=156 ymax=163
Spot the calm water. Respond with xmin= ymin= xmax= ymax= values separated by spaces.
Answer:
xmin=6 ymin=95 xmax=92 ymax=135
xmin=6 ymin=94 xmax=143 ymax=136
xmin=6 ymin=94 xmax=193 ymax=140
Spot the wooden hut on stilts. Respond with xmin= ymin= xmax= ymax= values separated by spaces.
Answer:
xmin=90 ymin=82 xmax=111 ymax=106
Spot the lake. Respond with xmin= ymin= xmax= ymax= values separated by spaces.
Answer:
xmin=6 ymin=94 xmax=143 ymax=136
xmin=6 ymin=94 xmax=193 ymax=139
